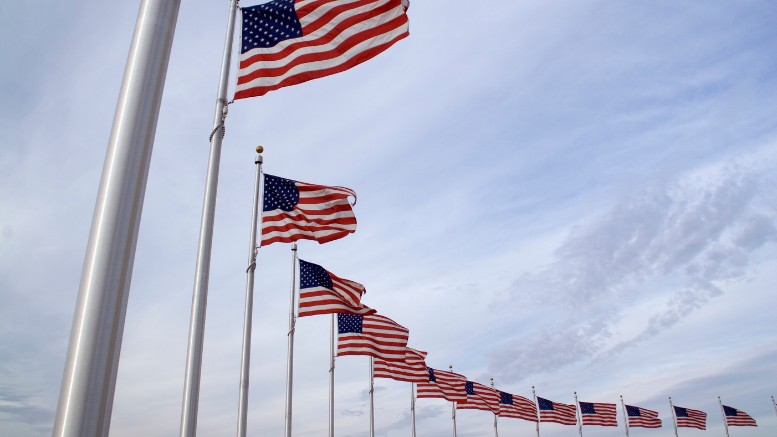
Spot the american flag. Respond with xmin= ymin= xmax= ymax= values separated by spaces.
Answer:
xmin=298 ymin=259 xmax=374 ymax=317
xmin=416 ymin=368 xmax=467 ymax=403
xmin=236 ymin=0 xmax=410 ymax=99
xmin=261 ymin=174 xmax=356 ymax=246
xmin=625 ymin=404 xmax=662 ymax=428
xmin=457 ymin=381 xmax=500 ymax=413
xmin=673 ymin=405 xmax=706 ymax=430
xmin=537 ymin=396 xmax=577 ymax=425
xmin=373 ymin=347 xmax=428 ymax=383
xmin=579 ymin=401 xmax=617 ymax=426
xmin=498 ymin=391 xmax=537 ymax=422
xmin=722 ymin=405 xmax=757 ymax=427
xmin=336 ymin=313 xmax=408 ymax=361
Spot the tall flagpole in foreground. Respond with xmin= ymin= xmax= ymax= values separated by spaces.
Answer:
xmin=236 ymin=147 xmax=264 ymax=437
xmin=284 ymin=243 xmax=299 ymax=437
xmin=717 ymin=396 xmax=730 ymax=437
xmin=53 ymin=0 xmax=181 ymax=435
xmin=179 ymin=0 xmax=239 ymax=436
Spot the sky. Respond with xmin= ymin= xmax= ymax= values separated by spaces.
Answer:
xmin=1 ymin=0 xmax=776 ymax=436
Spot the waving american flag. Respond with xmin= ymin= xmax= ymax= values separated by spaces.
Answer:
xmin=298 ymin=259 xmax=373 ymax=317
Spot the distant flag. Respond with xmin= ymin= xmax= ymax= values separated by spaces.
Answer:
xmin=261 ymin=174 xmax=356 ymax=246
xmin=579 ymin=401 xmax=617 ymax=426
xmin=416 ymin=368 xmax=468 ymax=403
xmin=236 ymin=0 xmax=411 ymax=99
xmin=337 ymin=313 xmax=408 ymax=361
xmin=722 ymin=405 xmax=757 ymax=427
xmin=298 ymin=259 xmax=374 ymax=317
xmin=537 ymin=397 xmax=577 ymax=425
xmin=674 ymin=406 xmax=707 ymax=430
xmin=457 ymin=381 xmax=500 ymax=413
xmin=625 ymin=405 xmax=662 ymax=428
xmin=498 ymin=391 xmax=538 ymax=422
xmin=373 ymin=347 xmax=428 ymax=383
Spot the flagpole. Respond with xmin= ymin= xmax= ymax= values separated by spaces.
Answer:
xmin=574 ymin=391 xmax=583 ymax=437
xmin=411 ymin=383 xmax=417 ymax=437
xmin=717 ymin=396 xmax=730 ymax=437
xmin=532 ymin=386 xmax=541 ymax=437
xmin=450 ymin=365 xmax=457 ymax=437
xmin=620 ymin=395 xmax=629 ymax=437
xmin=284 ymin=243 xmax=299 ymax=437
xmin=180 ymin=0 xmax=239 ymax=435
xmin=669 ymin=397 xmax=679 ymax=437
xmin=370 ymin=357 xmax=375 ymax=437
xmin=329 ymin=314 xmax=336 ymax=437
xmin=236 ymin=147 xmax=263 ymax=437
xmin=491 ymin=378 xmax=498 ymax=437
xmin=53 ymin=1 xmax=181 ymax=435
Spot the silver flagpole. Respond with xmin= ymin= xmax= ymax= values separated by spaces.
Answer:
xmin=669 ymin=397 xmax=679 ymax=437
xmin=532 ymin=386 xmax=541 ymax=437
xmin=284 ymin=243 xmax=299 ymax=437
xmin=450 ymin=365 xmax=457 ymax=437
xmin=490 ymin=378 xmax=498 ymax=437
xmin=236 ymin=147 xmax=263 ymax=437
xmin=411 ymin=383 xmax=417 ymax=437
xmin=370 ymin=357 xmax=375 ymax=437
xmin=53 ymin=1 xmax=180 ymax=435
xmin=329 ymin=314 xmax=336 ymax=437
xmin=717 ymin=396 xmax=730 ymax=437
xmin=772 ymin=396 xmax=777 ymax=417
xmin=574 ymin=391 xmax=583 ymax=437
xmin=620 ymin=395 xmax=629 ymax=437
xmin=180 ymin=0 xmax=239 ymax=435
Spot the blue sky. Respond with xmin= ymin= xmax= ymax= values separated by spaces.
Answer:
xmin=1 ymin=0 xmax=776 ymax=436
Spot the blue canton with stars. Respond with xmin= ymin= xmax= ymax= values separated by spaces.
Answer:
xmin=626 ymin=405 xmax=642 ymax=417
xmin=427 ymin=367 xmax=435 ymax=382
xmin=263 ymin=174 xmax=299 ymax=212
xmin=299 ymin=260 xmax=333 ymax=290
xmin=674 ymin=407 xmax=689 ymax=417
xmin=580 ymin=402 xmax=596 ymax=414
xmin=338 ymin=313 xmax=363 ymax=334
xmin=722 ymin=406 xmax=738 ymax=417
xmin=465 ymin=381 xmax=475 ymax=395
xmin=500 ymin=391 xmax=513 ymax=405
xmin=241 ymin=0 xmax=303 ymax=53
xmin=537 ymin=397 xmax=554 ymax=411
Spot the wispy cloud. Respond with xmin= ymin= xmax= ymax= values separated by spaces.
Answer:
xmin=490 ymin=160 xmax=777 ymax=382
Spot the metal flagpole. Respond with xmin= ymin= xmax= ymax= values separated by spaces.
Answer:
xmin=574 ymin=392 xmax=583 ymax=437
xmin=772 ymin=396 xmax=777 ymax=417
xmin=450 ymin=365 xmax=457 ymax=437
xmin=669 ymin=397 xmax=679 ymax=437
xmin=620 ymin=395 xmax=629 ymax=437
xmin=491 ymin=378 xmax=498 ymax=437
xmin=717 ymin=396 xmax=730 ymax=437
xmin=236 ymin=147 xmax=263 ymax=437
xmin=329 ymin=314 xmax=336 ymax=437
xmin=54 ymin=1 xmax=181 ymax=435
xmin=411 ymin=383 xmax=417 ymax=437
xmin=180 ymin=0 xmax=239 ymax=435
xmin=284 ymin=243 xmax=299 ymax=437
xmin=532 ymin=386 xmax=541 ymax=437
xmin=370 ymin=357 xmax=375 ymax=437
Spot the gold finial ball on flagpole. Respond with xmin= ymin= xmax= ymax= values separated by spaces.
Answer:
xmin=256 ymin=145 xmax=264 ymax=154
